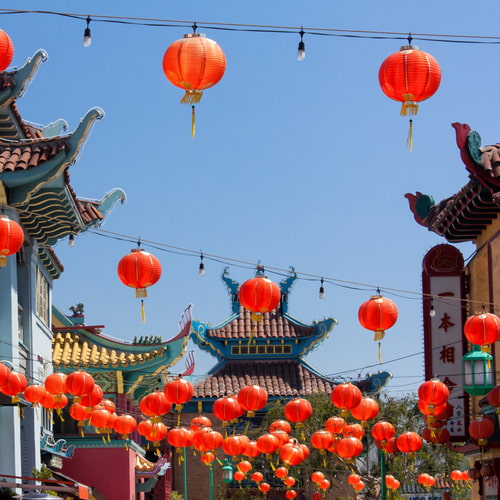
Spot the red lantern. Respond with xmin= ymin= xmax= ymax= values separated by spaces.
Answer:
xmin=0 ymin=30 xmax=14 ymax=71
xmin=283 ymin=476 xmax=296 ymax=487
xmin=343 ymin=423 xmax=365 ymax=440
xmin=23 ymin=384 xmax=47 ymax=406
xmin=270 ymin=419 xmax=292 ymax=434
xmin=450 ymin=470 xmax=463 ymax=482
xmin=347 ymin=474 xmax=361 ymax=485
xmin=487 ymin=384 xmax=500 ymax=412
xmin=99 ymin=399 xmax=116 ymax=414
xmin=283 ymin=397 xmax=313 ymax=425
xmin=200 ymin=452 xmax=215 ymax=466
xmin=137 ymin=419 xmax=153 ymax=437
xmin=44 ymin=372 xmax=67 ymax=396
xmin=0 ymin=215 xmax=24 ymax=267
xmin=80 ymin=384 xmax=103 ymax=408
xmin=312 ymin=493 xmax=322 ymax=500
xmin=280 ymin=442 xmax=305 ymax=467
xmin=353 ymin=481 xmax=365 ymax=492
xmin=251 ymin=472 xmax=264 ymax=483
xmin=244 ymin=440 xmax=261 ymax=458
xmin=168 ymin=426 xmax=193 ymax=449
xmin=422 ymin=427 xmax=450 ymax=445
xmin=66 ymin=370 xmax=95 ymax=399
xmin=0 ymin=362 xmax=10 ymax=387
xmin=237 ymin=460 xmax=252 ymax=473
xmin=385 ymin=475 xmax=396 ymax=489
xmin=275 ymin=467 xmax=288 ymax=479
xmin=233 ymin=470 xmax=246 ymax=482
xmin=237 ymin=384 xmax=268 ymax=416
xmin=140 ymin=391 xmax=172 ymax=420
xmin=238 ymin=270 xmax=281 ymax=322
xmin=190 ymin=415 xmax=212 ymax=430
xmin=464 ymin=312 xmax=500 ymax=352
xmin=258 ymin=482 xmax=271 ymax=493
xmin=285 ymin=490 xmax=297 ymax=500
xmin=114 ymin=414 xmax=137 ymax=439
xmin=331 ymin=382 xmax=362 ymax=416
xmin=325 ymin=416 xmax=345 ymax=435
xmin=1 ymin=370 xmax=27 ymax=401
xmin=191 ymin=427 xmax=213 ymax=451
xmin=358 ymin=295 xmax=398 ymax=341
xmin=371 ymin=421 xmax=395 ymax=443
xmin=69 ymin=402 xmax=91 ymax=422
xmin=311 ymin=430 xmax=335 ymax=453
xmin=418 ymin=474 xmax=436 ymax=488
xmin=469 ymin=416 xmax=495 ymax=446
xmin=318 ymin=479 xmax=331 ymax=491
xmin=164 ymin=378 xmax=194 ymax=408
xmin=271 ymin=430 xmax=289 ymax=447
xmin=146 ymin=422 xmax=168 ymax=444
xmin=396 ymin=431 xmax=422 ymax=453
xmin=118 ymin=248 xmax=161 ymax=321
xmin=90 ymin=408 xmax=112 ymax=429
xmin=212 ymin=396 xmax=243 ymax=423
xmin=311 ymin=471 xmax=325 ymax=484
xmin=256 ymin=433 xmax=280 ymax=455
xmin=222 ymin=434 xmax=250 ymax=457
xmin=199 ymin=429 xmax=223 ymax=452
xmin=350 ymin=397 xmax=379 ymax=424
xmin=336 ymin=437 xmax=363 ymax=460
xmin=418 ymin=378 xmax=450 ymax=407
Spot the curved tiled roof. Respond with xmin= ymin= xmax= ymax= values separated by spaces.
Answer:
xmin=52 ymin=331 xmax=167 ymax=370
xmin=207 ymin=306 xmax=317 ymax=340
xmin=193 ymin=359 xmax=337 ymax=398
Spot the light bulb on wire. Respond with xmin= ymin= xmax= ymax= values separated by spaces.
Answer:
xmin=68 ymin=234 xmax=75 ymax=247
xmin=198 ymin=253 xmax=205 ymax=276
xmin=297 ymin=29 xmax=306 ymax=61
xmin=319 ymin=278 xmax=325 ymax=299
xmin=429 ymin=299 xmax=436 ymax=318
xmin=83 ymin=17 xmax=92 ymax=47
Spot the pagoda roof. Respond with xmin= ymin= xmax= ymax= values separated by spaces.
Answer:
xmin=0 ymin=50 xmax=125 ymax=266
xmin=406 ymin=122 xmax=500 ymax=242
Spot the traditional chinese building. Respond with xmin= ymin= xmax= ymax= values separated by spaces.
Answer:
xmin=173 ymin=268 xmax=392 ymax=500
xmin=0 ymin=49 xmax=124 ymax=497
xmin=406 ymin=122 xmax=500 ymax=500
xmin=52 ymin=304 xmax=193 ymax=500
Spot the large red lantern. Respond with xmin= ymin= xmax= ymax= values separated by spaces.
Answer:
xmin=464 ymin=312 xmax=500 ymax=353
xmin=350 ymin=397 xmax=379 ymax=425
xmin=0 ymin=215 xmax=24 ymax=267
xmin=140 ymin=391 xmax=172 ymax=421
xmin=325 ymin=416 xmax=345 ymax=435
xmin=0 ymin=362 xmax=10 ymax=387
xmin=310 ymin=430 xmax=335 ymax=454
xmin=244 ymin=440 xmax=261 ymax=458
xmin=80 ymin=384 xmax=103 ymax=408
xmin=1 ymin=370 xmax=27 ymax=402
xmin=270 ymin=419 xmax=292 ymax=434
xmin=280 ymin=442 xmax=305 ymax=467
xmin=238 ymin=384 xmax=268 ymax=416
xmin=191 ymin=427 xmax=213 ymax=451
xmin=113 ymin=414 xmax=137 ymax=439
xmin=162 ymin=32 xmax=226 ymax=137
xmin=212 ymin=396 xmax=243 ymax=424
xmin=238 ymin=269 xmax=281 ymax=322
xmin=0 ymin=30 xmax=13 ymax=71
xmin=284 ymin=397 xmax=313 ymax=425
xmin=146 ymin=422 xmax=169 ymax=445
xmin=69 ymin=402 xmax=91 ymax=422
xmin=396 ymin=431 xmax=422 ymax=453
xmin=256 ymin=433 xmax=280 ymax=455
xmin=222 ymin=434 xmax=250 ymax=457
xmin=331 ymin=382 xmax=362 ymax=417
xmin=65 ymin=370 xmax=95 ymax=399
xmin=168 ymin=426 xmax=194 ymax=449
xmin=198 ymin=429 xmax=224 ymax=452
xmin=358 ymin=295 xmax=398 ymax=341
xmin=23 ymin=384 xmax=47 ymax=406
xmin=45 ymin=372 xmax=67 ymax=397
xmin=311 ymin=471 xmax=325 ymax=484
xmin=190 ymin=415 xmax=212 ymax=431
xmin=371 ymin=421 xmax=395 ymax=443
xmin=343 ymin=423 xmax=365 ymax=440
xmin=347 ymin=473 xmax=361 ymax=486
xmin=469 ymin=416 xmax=495 ymax=446
xmin=117 ymin=248 xmax=162 ymax=321
xmin=418 ymin=378 xmax=450 ymax=408
xmin=336 ymin=437 xmax=363 ymax=460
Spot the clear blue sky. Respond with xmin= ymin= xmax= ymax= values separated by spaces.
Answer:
xmin=3 ymin=1 xmax=497 ymax=395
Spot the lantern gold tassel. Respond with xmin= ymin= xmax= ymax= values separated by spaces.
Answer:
xmin=400 ymin=95 xmax=418 ymax=116
xmin=406 ymin=119 xmax=413 ymax=152
xmin=378 ymin=342 xmax=383 ymax=364
xmin=180 ymin=89 xmax=203 ymax=104
xmin=141 ymin=299 xmax=146 ymax=323
xmin=191 ymin=105 xmax=196 ymax=138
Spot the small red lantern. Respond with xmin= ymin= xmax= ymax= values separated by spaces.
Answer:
xmin=343 ymin=423 xmax=365 ymax=440
xmin=200 ymin=452 xmax=216 ymax=466
xmin=0 ymin=30 xmax=14 ymax=71
xmin=450 ymin=470 xmax=463 ymax=482
xmin=237 ymin=384 xmax=268 ymax=417
xmin=251 ymin=472 xmax=264 ymax=483
xmin=418 ymin=473 xmax=436 ymax=489
xmin=418 ymin=378 xmax=450 ymax=407
xmin=464 ymin=311 xmax=500 ymax=353
xmin=270 ymin=419 xmax=292 ymax=434
xmin=44 ymin=372 xmax=67 ymax=402
xmin=350 ymin=397 xmax=379 ymax=425
xmin=113 ymin=414 xmax=137 ymax=439
xmin=90 ymin=408 xmax=112 ymax=430
xmin=311 ymin=471 xmax=325 ymax=484
xmin=274 ymin=467 xmax=289 ymax=479
xmin=283 ymin=477 xmax=296 ymax=487
xmin=233 ymin=470 xmax=246 ymax=482
xmin=199 ymin=429 xmax=224 ymax=452
xmin=23 ymin=384 xmax=47 ymax=406
xmin=146 ymin=422 xmax=168 ymax=445
xmin=285 ymin=490 xmax=297 ymax=500
xmin=280 ymin=442 xmax=305 ymax=467
xmin=385 ymin=475 xmax=396 ymax=489
xmin=469 ymin=416 xmax=495 ymax=446
xmin=258 ymin=482 xmax=271 ymax=494
xmin=331 ymin=382 xmax=362 ymax=417
xmin=238 ymin=268 xmax=281 ymax=322
xmin=336 ymin=437 xmax=363 ymax=460
xmin=318 ymin=479 xmax=331 ymax=491
xmin=237 ymin=460 xmax=252 ymax=473
xmin=191 ymin=427 xmax=213 ymax=451
xmin=325 ymin=416 xmax=345 ymax=435
xmin=117 ymin=248 xmax=162 ymax=321
xmin=353 ymin=481 xmax=365 ymax=492
xmin=371 ymin=420 xmax=395 ymax=443
xmin=137 ymin=419 xmax=153 ymax=437
xmin=244 ymin=440 xmax=261 ymax=458
xmin=69 ymin=402 xmax=91 ymax=422
xmin=284 ymin=397 xmax=313 ymax=425
xmin=99 ymin=399 xmax=116 ymax=414
xmin=311 ymin=430 xmax=335 ymax=454
xmin=358 ymin=294 xmax=398 ymax=341
xmin=347 ymin=473 xmax=361 ymax=485
xmin=487 ymin=384 xmax=500 ymax=412
xmin=0 ymin=215 xmax=24 ymax=267
xmin=271 ymin=429 xmax=290 ymax=447
xmin=212 ymin=396 xmax=243 ymax=424
xmin=396 ymin=431 xmax=423 ymax=453
xmin=312 ymin=493 xmax=322 ymax=500
xmin=66 ymin=370 xmax=95 ymax=399
xmin=164 ymin=378 xmax=194 ymax=408
xmin=256 ymin=433 xmax=280 ymax=455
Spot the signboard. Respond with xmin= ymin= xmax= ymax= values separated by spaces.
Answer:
xmin=422 ymin=244 xmax=468 ymax=441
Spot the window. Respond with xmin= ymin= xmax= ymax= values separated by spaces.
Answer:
xmin=17 ymin=305 xmax=24 ymax=341
xmin=36 ymin=267 xmax=50 ymax=326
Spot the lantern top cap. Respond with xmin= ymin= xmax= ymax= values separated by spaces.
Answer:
xmin=399 ymin=44 xmax=419 ymax=51
xmin=184 ymin=33 xmax=206 ymax=39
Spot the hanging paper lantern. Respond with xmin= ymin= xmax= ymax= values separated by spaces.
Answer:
xmin=284 ymin=397 xmax=313 ymax=425
xmin=233 ymin=470 xmax=246 ymax=482
xmin=396 ymin=431 xmax=422 ymax=453
xmin=283 ymin=476 xmax=296 ymax=487
xmin=117 ymin=248 xmax=162 ymax=321
xmin=90 ymin=408 xmax=112 ymax=430
xmin=198 ymin=429 xmax=224 ymax=452
xmin=222 ymin=434 xmax=250 ymax=457
xmin=258 ymin=482 xmax=271 ymax=493
xmin=164 ymin=378 xmax=194 ymax=409
xmin=23 ymin=384 xmax=47 ymax=407
xmin=343 ymin=423 xmax=365 ymax=440
xmin=191 ymin=426 xmax=213 ymax=450
xmin=310 ymin=430 xmax=335 ymax=454
xmin=256 ymin=433 xmax=280 ymax=455
xmin=137 ymin=419 xmax=153 ymax=437
xmin=190 ymin=415 xmax=212 ymax=430
xmin=325 ymin=416 xmax=346 ymax=435
xmin=0 ymin=215 xmax=24 ymax=267
xmin=113 ymin=414 xmax=137 ymax=439
xmin=274 ymin=467 xmax=289 ymax=479
xmin=1 ymin=370 xmax=27 ymax=402
xmin=237 ymin=460 xmax=252 ymax=474
xmin=0 ymin=30 xmax=14 ymax=71
xmin=251 ymin=472 xmax=264 ymax=483
xmin=418 ymin=474 xmax=436 ymax=489
xmin=280 ymin=442 xmax=305 ymax=467
xmin=347 ymin=474 xmax=361 ymax=485
xmin=285 ymin=489 xmax=297 ymax=500
xmin=464 ymin=311 xmax=500 ymax=353
xmin=65 ymin=370 xmax=95 ymax=399
xmin=200 ymin=452 xmax=216 ymax=466
xmin=140 ymin=391 xmax=172 ymax=421
xmin=80 ymin=384 xmax=103 ymax=408
xmin=146 ymin=422 xmax=169 ymax=445
xmin=311 ymin=471 xmax=325 ymax=484
xmin=244 ymin=440 xmax=261 ymax=458
xmin=350 ymin=397 xmax=379 ymax=425
xmin=238 ymin=269 xmax=281 ymax=322
xmin=271 ymin=429 xmax=290 ymax=447
xmin=418 ymin=378 xmax=450 ymax=407
xmin=385 ymin=475 xmax=396 ymax=489
xmin=422 ymin=427 xmax=450 ymax=445
xmin=44 ymin=372 xmax=67 ymax=398
xmin=371 ymin=420 xmax=395 ymax=443
xmin=270 ymin=419 xmax=292 ymax=434
xmin=299 ymin=443 xmax=310 ymax=461
xmin=162 ymin=32 xmax=226 ymax=137
xmin=237 ymin=384 xmax=268 ymax=417
xmin=358 ymin=294 xmax=398 ymax=341
xmin=336 ymin=437 xmax=363 ymax=460
xmin=168 ymin=426 xmax=193 ymax=449
xmin=0 ymin=362 xmax=10 ymax=387
xmin=99 ymin=399 xmax=116 ymax=414
xmin=69 ymin=402 xmax=91 ymax=422
xmin=353 ymin=481 xmax=365 ymax=492
xmin=318 ymin=479 xmax=331 ymax=491
xmin=331 ymin=382 xmax=362 ymax=417
xmin=469 ymin=416 xmax=495 ymax=446
xmin=212 ymin=396 xmax=243 ymax=424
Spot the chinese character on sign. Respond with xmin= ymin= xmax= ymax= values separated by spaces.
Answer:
xmin=438 ymin=313 xmax=455 ymax=332
xmin=439 ymin=345 xmax=455 ymax=363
